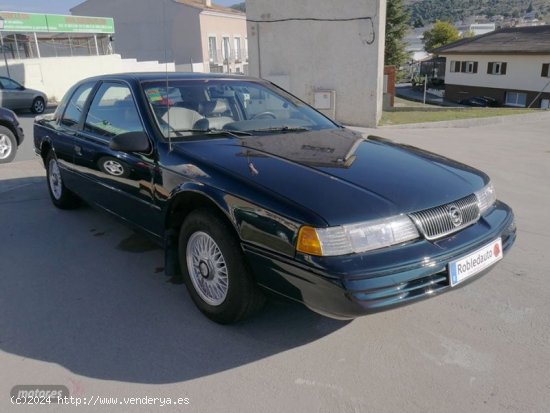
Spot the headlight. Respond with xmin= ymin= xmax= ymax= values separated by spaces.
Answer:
xmin=296 ymin=215 xmax=420 ymax=256
xmin=474 ymin=182 xmax=497 ymax=214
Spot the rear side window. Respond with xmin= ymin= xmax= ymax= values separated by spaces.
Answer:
xmin=60 ymin=83 xmax=94 ymax=128
xmin=84 ymin=83 xmax=144 ymax=138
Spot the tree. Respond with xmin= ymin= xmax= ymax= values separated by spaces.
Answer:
xmin=413 ymin=18 xmax=425 ymax=28
xmin=422 ymin=21 xmax=461 ymax=51
xmin=385 ymin=0 xmax=410 ymax=68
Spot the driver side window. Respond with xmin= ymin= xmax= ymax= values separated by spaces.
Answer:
xmin=84 ymin=83 xmax=144 ymax=138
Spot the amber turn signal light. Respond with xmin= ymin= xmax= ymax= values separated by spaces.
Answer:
xmin=296 ymin=226 xmax=323 ymax=256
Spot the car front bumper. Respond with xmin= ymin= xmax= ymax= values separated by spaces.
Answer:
xmin=244 ymin=201 xmax=516 ymax=319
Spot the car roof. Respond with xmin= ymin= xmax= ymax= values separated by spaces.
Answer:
xmin=79 ymin=72 xmax=262 ymax=84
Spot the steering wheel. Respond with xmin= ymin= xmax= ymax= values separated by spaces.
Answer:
xmin=251 ymin=111 xmax=277 ymax=120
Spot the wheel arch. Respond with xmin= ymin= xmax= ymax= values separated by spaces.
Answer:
xmin=38 ymin=138 xmax=54 ymax=167
xmin=165 ymin=185 xmax=239 ymax=239
xmin=0 ymin=121 xmax=19 ymax=144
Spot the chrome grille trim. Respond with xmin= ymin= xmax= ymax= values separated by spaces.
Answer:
xmin=409 ymin=194 xmax=480 ymax=240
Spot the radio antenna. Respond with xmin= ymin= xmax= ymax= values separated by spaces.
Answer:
xmin=163 ymin=0 xmax=172 ymax=152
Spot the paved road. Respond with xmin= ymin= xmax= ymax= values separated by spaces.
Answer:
xmin=1 ymin=115 xmax=549 ymax=412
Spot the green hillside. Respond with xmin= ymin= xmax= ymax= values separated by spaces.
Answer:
xmin=407 ymin=0 xmax=550 ymax=23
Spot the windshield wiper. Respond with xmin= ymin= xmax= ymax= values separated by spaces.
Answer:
xmin=246 ymin=126 xmax=311 ymax=133
xmin=170 ymin=128 xmax=253 ymax=137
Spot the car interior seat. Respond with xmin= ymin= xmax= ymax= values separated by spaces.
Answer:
xmin=193 ymin=99 xmax=234 ymax=130
xmin=161 ymin=106 xmax=204 ymax=132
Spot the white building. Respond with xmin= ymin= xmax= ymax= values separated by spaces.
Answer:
xmin=0 ymin=11 xmax=172 ymax=101
xmin=435 ymin=25 xmax=550 ymax=108
xmin=246 ymin=0 xmax=386 ymax=127
xmin=72 ymin=0 xmax=248 ymax=73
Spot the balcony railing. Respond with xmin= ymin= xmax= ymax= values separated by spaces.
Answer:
xmin=208 ymin=48 xmax=248 ymax=65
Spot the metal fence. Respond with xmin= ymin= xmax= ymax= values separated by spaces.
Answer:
xmin=0 ymin=32 xmax=113 ymax=60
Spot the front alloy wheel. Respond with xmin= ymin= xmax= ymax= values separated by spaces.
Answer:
xmin=179 ymin=209 xmax=265 ymax=324
xmin=31 ymin=97 xmax=45 ymax=114
xmin=186 ymin=231 xmax=229 ymax=306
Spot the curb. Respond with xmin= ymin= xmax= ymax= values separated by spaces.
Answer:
xmin=379 ymin=110 xmax=550 ymax=129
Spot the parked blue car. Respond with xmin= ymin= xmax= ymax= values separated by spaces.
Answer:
xmin=33 ymin=73 xmax=516 ymax=323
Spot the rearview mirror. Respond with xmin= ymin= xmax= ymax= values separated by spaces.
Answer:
xmin=109 ymin=131 xmax=151 ymax=153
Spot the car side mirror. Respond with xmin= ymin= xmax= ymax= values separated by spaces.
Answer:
xmin=18 ymin=86 xmax=25 ymax=90
xmin=109 ymin=131 xmax=151 ymax=153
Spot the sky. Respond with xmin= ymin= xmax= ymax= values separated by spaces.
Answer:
xmin=0 ymin=0 xmax=237 ymax=14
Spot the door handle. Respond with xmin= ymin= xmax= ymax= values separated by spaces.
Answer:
xmin=74 ymin=145 xmax=82 ymax=156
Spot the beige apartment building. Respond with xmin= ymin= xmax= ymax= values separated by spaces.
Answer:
xmin=72 ymin=0 xmax=248 ymax=73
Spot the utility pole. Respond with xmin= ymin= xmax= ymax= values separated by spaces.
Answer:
xmin=0 ymin=17 xmax=11 ymax=78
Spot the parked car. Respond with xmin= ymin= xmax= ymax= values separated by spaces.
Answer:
xmin=33 ymin=73 xmax=516 ymax=324
xmin=459 ymin=96 xmax=499 ymax=107
xmin=0 ymin=106 xmax=24 ymax=164
xmin=0 ymin=76 xmax=47 ymax=114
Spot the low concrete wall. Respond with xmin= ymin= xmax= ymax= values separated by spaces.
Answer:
xmin=0 ymin=55 xmax=175 ymax=103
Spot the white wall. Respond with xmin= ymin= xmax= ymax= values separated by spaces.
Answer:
xmin=246 ymin=0 xmax=386 ymax=127
xmin=0 ymin=55 xmax=175 ymax=102
xmin=444 ymin=54 xmax=550 ymax=92
xmin=72 ymin=0 xmax=204 ymax=67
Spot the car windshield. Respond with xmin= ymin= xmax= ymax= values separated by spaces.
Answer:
xmin=141 ymin=79 xmax=338 ymax=139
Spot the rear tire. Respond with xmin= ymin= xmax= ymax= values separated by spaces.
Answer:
xmin=179 ymin=209 xmax=265 ymax=324
xmin=0 ymin=126 xmax=17 ymax=164
xmin=31 ymin=97 xmax=45 ymax=114
xmin=46 ymin=152 xmax=80 ymax=209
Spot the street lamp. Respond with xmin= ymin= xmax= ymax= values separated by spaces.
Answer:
xmin=0 ymin=16 xmax=11 ymax=78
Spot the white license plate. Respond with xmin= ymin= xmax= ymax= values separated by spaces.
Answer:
xmin=449 ymin=238 xmax=503 ymax=287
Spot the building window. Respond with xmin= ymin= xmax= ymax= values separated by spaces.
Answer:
xmin=222 ymin=37 xmax=230 ymax=61
xmin=488 ymin=62 xmax=507 ymax=75
xmin=208 ymin=36 xmax=217 ymax=62
xmin=450 ymin=61 xmax=478 ymax=73
xmin=450 ymin=61 xmax=460 ymax=72
xmin=505 ymin=91 xmax=527 ymax=107
xmin=462 ymin=61 xmax=478 ymax=73
xmin=234 ymin=37 xmax=241 ymax=61
xmin=542 ymin=63 xmax=550 ymax=77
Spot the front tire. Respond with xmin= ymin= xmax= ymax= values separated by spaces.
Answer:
xmin=179 ymin=209 xmax=265 ymax=324
xmin=46 ymin=152 xmax=80 ymax=209
xmin=31 ymin=97 xmax=45 ymax=114
xmin=0 ymin=126 xmax=17 ymax=164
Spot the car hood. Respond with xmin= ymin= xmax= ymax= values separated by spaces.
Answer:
xmin=172 ymin=128 xmax=488 ymax=226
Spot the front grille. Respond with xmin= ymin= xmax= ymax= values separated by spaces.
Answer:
xmin=409 ymin=194 xmax=480 ymax=240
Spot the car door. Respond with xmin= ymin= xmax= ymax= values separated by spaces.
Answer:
xmin=73 ymin=81 xmax=162 ymax=236
xmin=45 ymin=82 xmax=96 ymax=189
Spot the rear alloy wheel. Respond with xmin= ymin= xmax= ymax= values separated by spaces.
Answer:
xmin=46 ymin=152 xmax=80 ymax=209
xmin=0 ymin=126 xmax=17 ymax=164
xmin=31 ymin=97 xmax=45 ymax=114
xmin=179 ymin=209 xmax=265 ymax=324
